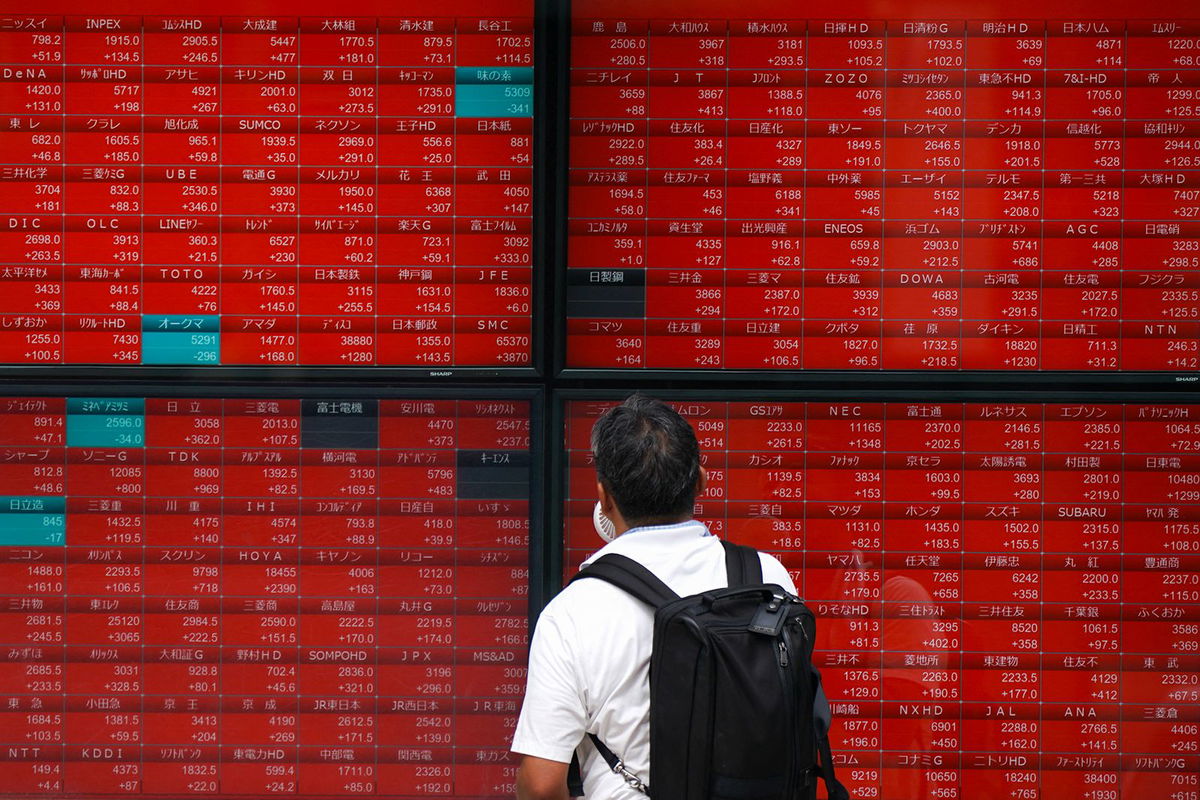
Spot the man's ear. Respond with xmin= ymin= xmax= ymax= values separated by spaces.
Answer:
xmin=597 ymin=481 xmax=618 ymax=516
xmin=597 ymin=481 xmax=630 ymax=537
xmin=696 ymin=465 xmax=708 ymax=497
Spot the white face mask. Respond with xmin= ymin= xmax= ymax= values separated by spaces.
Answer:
xmin=593 ymin=501 xmax=617 ymax=543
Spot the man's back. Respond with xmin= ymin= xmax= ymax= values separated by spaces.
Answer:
xmin=512 ymin=520 xmax=796 ymax=800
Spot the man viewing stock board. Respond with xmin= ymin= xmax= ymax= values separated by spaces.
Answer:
xmin=511 ymin=394 xmax=847 ymax=800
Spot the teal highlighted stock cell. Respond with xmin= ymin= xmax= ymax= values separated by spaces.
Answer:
xmin=455 ymin=67 xmax=532 ymax=118
xmin=139 ymin=315 xmax=220 ymax=364
xmin=0 ymin=497 xmax=66 ymax=546
xmin=141 ymin=315 xmax=220 ymax=364
xmin=456 ymin=84 xmax=532 ymax=117
xmin=66 ymin=399 xmax=145 ymax=448
xmin=142 ymin=333 xmax=221 ymax=365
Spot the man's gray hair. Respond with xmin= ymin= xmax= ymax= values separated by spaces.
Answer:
xmin=590 ymin=394 xmax=700 ymax=525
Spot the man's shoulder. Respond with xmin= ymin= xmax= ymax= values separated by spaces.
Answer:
xmin=540 ymin=573 xmax=648 ymax=624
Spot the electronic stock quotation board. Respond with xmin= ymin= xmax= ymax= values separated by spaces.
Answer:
xmin=564 ymin=0 xmax=1200 ymax=373
xmin=0 ymin=0 xmax=534 ymax=368
xmin=0 ymin=390 xmax=536 ymax=797
xmin=563 ymin=395 xmax=1200 ymax=800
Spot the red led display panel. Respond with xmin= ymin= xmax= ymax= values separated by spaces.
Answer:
xmin=0 ymin=0 xmax=533 ymax=368
xmin=0 ymin=394 xmax=531 ymax=797
xmin=564 ymin=398 xmax=1200 ymax=799
xmin=566 ymin=0 xmax=1200 ymax=371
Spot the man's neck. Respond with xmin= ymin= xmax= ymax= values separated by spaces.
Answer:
xmin=621 ymin=515 xmax=694 ymax=533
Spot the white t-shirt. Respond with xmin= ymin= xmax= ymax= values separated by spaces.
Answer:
xmin=510 ymin=520 xmax=797 ymax=800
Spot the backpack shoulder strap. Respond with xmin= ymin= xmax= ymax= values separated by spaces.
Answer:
xmin=569 ymin=733 xmax=651 ymax=798
xmin=567 ymin=753 xmax=584 ymax=797
xmin=571 ymin=553 xmax=678 ymax=608
xmin=721 ymin=539 xmax=763 ymax=587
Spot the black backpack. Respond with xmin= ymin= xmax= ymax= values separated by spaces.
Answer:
xmin=566 ymin=540 xmax=849 ymax=800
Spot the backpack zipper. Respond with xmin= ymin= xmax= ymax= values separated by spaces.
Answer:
xmin=778 ymin=633 xmax=797 ymax=799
